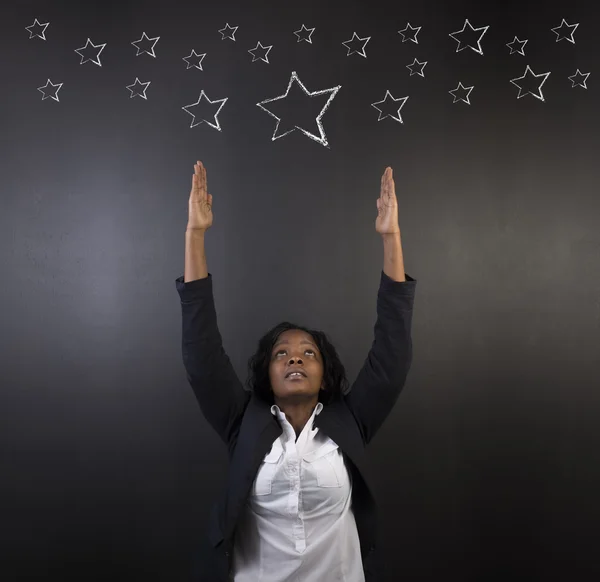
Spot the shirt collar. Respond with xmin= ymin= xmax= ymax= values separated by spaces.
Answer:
xmin=271 ymin=400 xmax=324 ymax=418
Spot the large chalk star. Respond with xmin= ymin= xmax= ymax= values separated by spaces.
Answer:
xmin=341 ymin=32 xmax=370 ymax=58
xmin=37 ymin=79 xmax=62 ymax=101
xmin=449 ymin=19 xmax=489 ymax=55
xmin=182 ymin=90 xmax=228 ymax=130
xmin=74 ymin=38 xmax=106 ymax=66
xmin=132 ymin=32 xmax=160 ymax=57
xmin=510 ymin=65 xmax=551 ymax=101
xmin=25 ymin=18 xmax=49 ymax=40
xmin=551 ymin=19 xmax=579 ymax=44
xmin=256 ymin=71 xmax=341 ymax=148
xmin=371 ymin=91 xmax=409 ymax=123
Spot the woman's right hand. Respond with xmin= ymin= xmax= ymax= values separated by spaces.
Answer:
xmin=187 ymin=160 xmax=213 ymax=232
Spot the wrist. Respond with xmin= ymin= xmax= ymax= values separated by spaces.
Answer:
xmin=381 ymin=231 xmax=401 ymax=240
xmin=186 ymin=227 xmax=206 ymax=236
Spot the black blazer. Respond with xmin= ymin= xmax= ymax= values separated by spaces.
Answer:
xmin=176 ymin=270 xmax=417 ymax=581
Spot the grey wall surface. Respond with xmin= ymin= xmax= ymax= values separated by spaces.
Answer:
xmin=2 ymin=0 xmax=599 ymax=580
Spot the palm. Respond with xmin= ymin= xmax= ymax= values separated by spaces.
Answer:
xmin=376 ymin=167 xmax=400 ymax=235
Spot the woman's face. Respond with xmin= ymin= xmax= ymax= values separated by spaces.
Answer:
xmin=268 ymin=329 xmax=324 ymax=401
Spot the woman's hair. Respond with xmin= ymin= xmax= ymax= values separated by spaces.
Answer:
xmin=246 ymin=321 xmax=349 ymax=405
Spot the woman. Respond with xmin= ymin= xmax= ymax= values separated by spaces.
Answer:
xmin=176 ymin=161 xmax=417 ymax=581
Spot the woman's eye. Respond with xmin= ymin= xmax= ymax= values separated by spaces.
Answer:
xmin=277 ymin=349 xmax=315 ymax=355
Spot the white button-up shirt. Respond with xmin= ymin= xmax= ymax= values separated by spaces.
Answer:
xmin=232 ymin=401 xmax=365 ymax=581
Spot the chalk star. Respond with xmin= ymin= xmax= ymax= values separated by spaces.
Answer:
xmin=341 ymin=32 xmax=371 ymax=58
xmin=126 ymin=78 xmax=151 ymax=99
xmin=448 ymin=82 xmax=474 ymax=104
xmin=371 ymin=91 xmax=409 ymax=123
xmin=256 ymin=70 xmax=341 ymax=148
xmin=74 ymin=38 xmax=106 ymax=66
xmin=449 ymin=18 xmax=489 ymax=55
xmin=398 ymin=22 xmax=421 ymax=44
xmin=219 ymin=23 xmax=238 ymax=41
xmin=182 ymin=50 xmax=206 ymax=70
xmin=506 ymin=36 xmax=528 ymax=56
xmin=510 ymin=65 xmax=551 ymax=101
xmin=132 ymin=32 xmax=160 ymax=57
xmin=248 ymin=41 xmax=272 ymax=63
xmin=25 ymin=18 xmax=49 ymax=40
xmin=37 ymin=79 xmax=62 ymax=102
xmin=406 ymin=58 xmax=427 ymax=77
xmin=551 ymin=18 xmax=579 ymax=44
xmin=294 ymin=24 xmax=315 ymax=43
xmin=568 ymin=69 xmax=590 ymax=89
xmin=182 ymin=90 xmax=228 ymax=130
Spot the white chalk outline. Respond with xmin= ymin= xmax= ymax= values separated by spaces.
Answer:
xmin=449 ymin=19 xmax=489 ymax=55
xmin=74 ymin=38 xmax=106 ymax=66
xmin=25 ymin=18 xmax=49 ymax=40
xmin=448 ymin=82 xmax=474 ymax=104
xmin=341 ymin=32 xmax=370 ymax=58
xmin=568 ymin=69 xmax=589 ymax=89
xmin=37 ymin=79 xmax=62 ymax=101
xmin=183 ymin=50 xmax=207 ymax=70
xmin=131 ymin=32 xmax=160 ymax=57
xmin=182 ymin=90 xmax=228 ymax=130
xmin=406 ymin=58 xmax=427 ymax=77
xmin=509 ymin=65 xmax=551 ymax=101
xmin=398 ymin=23 xmax=421 ymax=44
xmin=551 ymin=19 xmax=579 ymax=44
xmin=248 ymin=41 xmax=273 ymax=63
xmin=219 ymin=23 xmax=238 ymax=41
xmin=256 ymin=70 xmax=341 ymax=148
xmin=371 ymin=91 xmax=409 ymax=123
xmin=506 ymin=37 xmax=528 ymax=56
xmin=126 ymin=78 xmax=151 ymax=100
xmin=294 ymin=24 xmax=315 ymax=43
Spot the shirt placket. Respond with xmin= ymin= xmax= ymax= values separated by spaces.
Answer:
xmin=285 ymin=432 xmax=306 ymax=553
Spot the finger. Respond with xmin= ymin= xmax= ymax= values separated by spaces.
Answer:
xmin=192 ymin=164 xmax=199 ymax=196
xmin=195 ymin=163 xmax=203 ymax=198
xmin=192 ymin=164 xmax=198 ymax=196
xmin=191 ymin=174 xmax=199 ymax=200
xmin=381 ymin=170 xmax=387 ymax=200
xmin=200 ymin=163 xmax=207 ymax=198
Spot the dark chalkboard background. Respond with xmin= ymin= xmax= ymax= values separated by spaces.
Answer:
xmin=2 ymin=0 xmax=599 ymax=580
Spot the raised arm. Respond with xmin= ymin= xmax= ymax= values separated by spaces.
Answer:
xmin=185 ymin=161 xmax=212 ymax=281
xmin=178 ymin=161 xmax=250 ymax=449
xmin=344 ymin=167 xmax=416 ymax=444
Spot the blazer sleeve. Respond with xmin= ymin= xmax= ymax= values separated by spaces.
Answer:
xmin=344 ymin=270 xmax=417 ymax=446
xmin=175 ymin=273 xmax=250 ymax=448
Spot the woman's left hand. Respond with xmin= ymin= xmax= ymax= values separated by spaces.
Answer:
xmin=375 ymin=167 xmax=401 ymax=235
